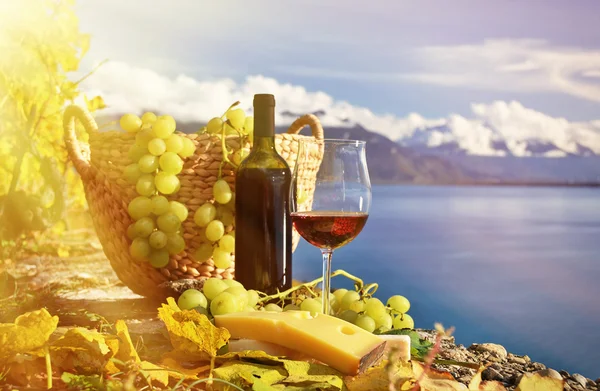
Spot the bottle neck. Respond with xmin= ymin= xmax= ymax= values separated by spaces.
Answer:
xmin=253 ymin=135 xmax=276 ymax=151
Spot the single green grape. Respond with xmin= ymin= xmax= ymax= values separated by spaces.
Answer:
xmin=149 ymin=249 xmax=169 ymax=268
xmin=156 ymin=212 xmax=181 ymax=233
xmin=136 ymin=174 xmax=156 ymax=197
xmin=283 ymin=304 xmax=301 ymax=312
xmin=129 ymin=237 xmax=150 ymax=260
xmin=226 ymin=109 xmax=245 ymax=129
xmin=387 ymin=295 xmax=411 ymax=314
xmin=365 ymin=298 xmax=387 ymax=319
xmin=341 ymin=291 xmax=360 ymax=310
xmin=128 ymin=196 xmax=153 ymax=220
xmin=207 ymin=117 xmax=223 ymax=134
xmin=244 ymin=306 xmax=256 ymax=312
xmin=135 ymin=128 xmax=155 ymax=148
xmin=219 ymin=234 xmax=235 ymax=253
xmin=224 ymin=286 xmax=248 ymax=309
xmin=349 ymin=300 xmax=366 ymax=313
xmin=166 ymin=233 xmax=185 ymax=255
xmin=355 ymin=314 xmax=376 ymax=332
xmin=148 ymin=230 xmax=168 ymax=249
xmin=218 ymin=208 xmax=234 ymax=226
xmin=333 ymin=289 xmax=348 ymax=303
xmin=331 ymin=297 xmax=341 ymax=313
xmin=264 ymin=303 xmax=282 ymax=312
xmin=178 ymin=289 xmax=208 ymax=310
xmin=148 ymin=138 xmax=167 ymax=156
xmin=165 ymin=134 xmax=184 ymax=154
xmin=300 ymin=298 xmax=322 ymax=314
xmin=151 ymin=195 xmax=170 ymax=215
xmin=205 ymin=219 xmax=225 ymax=242
xmin=178 ymin=137 xmax=195 ymax=158
xmin=169 ymin=201 xmax=188 ymax=222
xmin=338 ymin=309 xmax=359 ymax=324
xmin=155 ymin=172 xmax=180 ymax=195
xmin=194 ymin=243 xmax=213 ymax=263
xmin=213 ymin=179 xmax=232 ymax=205
xmin=153 ymin=116 xmax=176 ymax=139
xmin=126 ymin=224 xmax=138 ymax=240
xmin=212 ymin=247 xmax=232 ymax=269
xmin=244 ymin=116 xmax=253 ymax=133
xmin=141 ymin=112 xmax=157 ymax=125
xmin=246 ymin=290 xmax=259 ymax=307
xmin=128 ymin=144 xmax=148 ymax=162
xmin=222 ymin=279 xmax=244 ymax=289
xmin=134 ymin=216 xmax=155 ymax=238
xmin=123 ymin=163 xmax=142 ymax=184
xmin=225 ymin=123 xmax=237 ymax=135
xmin=159 ymin=152 xmax=183 ymax=175
xmin=194 ymin=203 xmax=217 ymax=227
xmin=210 ymin=292 xmax=239 ymax=315
xmin=202 ymin=278 xmax=229 ymax=301
xmin=374 ymin=313 xmax=393 ymax=329
xmin=120 ymin=114 xmax=142 ymax=133
xmin=392 ymin=314 xmax=414 ymax=329
xmin=138 ymin=154 xmax=159 ymax=173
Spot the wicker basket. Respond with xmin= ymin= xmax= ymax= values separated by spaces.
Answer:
xmin=63 ymin=105 xmax=324 ymax=298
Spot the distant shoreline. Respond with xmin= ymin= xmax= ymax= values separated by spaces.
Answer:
xmin=372 ymin=181 xmax=600 ymax=188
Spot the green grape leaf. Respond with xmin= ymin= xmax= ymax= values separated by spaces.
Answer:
xmin=0 ymin=308 xmax=58 ymax=363
xmin=158 ymin=297 xmax=230 ymax=361
xmin=381 ymin=328 xmax=433 ymax=359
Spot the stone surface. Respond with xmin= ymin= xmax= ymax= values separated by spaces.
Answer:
xmin=471 ymin=342 xmax=508 ymax=360
xmin=573 ymin=373 xmax=590 ymax=388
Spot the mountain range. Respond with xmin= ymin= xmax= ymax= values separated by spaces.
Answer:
xmin=96 ymin=113 xmax=600 ymax=185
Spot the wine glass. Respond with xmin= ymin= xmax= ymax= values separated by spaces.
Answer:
xmin=290 ymin=138 xmax=372 ymax=315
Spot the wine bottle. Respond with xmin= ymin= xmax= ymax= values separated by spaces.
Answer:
xmin=234 ymin=94 xmax=292 ymax=294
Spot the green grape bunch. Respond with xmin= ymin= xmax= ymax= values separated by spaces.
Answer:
xmin=173 ymin=270 xmax=415 ymax=336
xmin=120 ymin=102 xmax=253 ymax=271
xmin=121 ymin=112 xmax=193 ymax=269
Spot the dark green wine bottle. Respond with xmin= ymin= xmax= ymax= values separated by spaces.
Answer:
xmin=234 ymin=94 xmax=292 ymax=294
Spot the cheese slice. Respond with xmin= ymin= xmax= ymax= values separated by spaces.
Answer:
xmin=214 ymin=310 xmax=386 ymax=375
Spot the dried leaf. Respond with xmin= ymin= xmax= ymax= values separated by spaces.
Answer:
xmin=0 ymin=308 xmax=58 ymax=363
xmin=345 ymin=360 xmax=413 ymax=391
xmin=281 ymin=359 xmax=344 ymax=390
xmin=515 ymin=372 xmax=564 ymax=391
xmin=469 ymin=366 xmax=507 ymax=391
xmin=411 ymin=361 xmax=468 ymax=390
xmin=51 ymin=327 xmax=113 ymax=374
xmin=158 ymin=297 xmax=230 ymax=361
xmin=84 ymin=95 xmax=106 ymax=112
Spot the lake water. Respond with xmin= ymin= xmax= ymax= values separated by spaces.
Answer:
xmin=292 ymin=185 xmax=600 ymax=378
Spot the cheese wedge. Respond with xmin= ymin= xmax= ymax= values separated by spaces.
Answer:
xmin=214 ymin=310 xmax=386 ymax=375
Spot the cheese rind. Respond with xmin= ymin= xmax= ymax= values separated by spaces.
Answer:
xmin=214 ymin=310 xmax=386 ymax=375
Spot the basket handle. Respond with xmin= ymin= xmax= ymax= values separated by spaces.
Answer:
xmin=63 ymin=105 xmax=99 ymax=180
xmin=286 ymin=114 xmax=324 ymax=139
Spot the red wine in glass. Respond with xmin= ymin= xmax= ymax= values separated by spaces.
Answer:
xmin=291 ymin=139 xmax=372 ymax=315
xmin=291 ymin=211 xmax=368 ymax=250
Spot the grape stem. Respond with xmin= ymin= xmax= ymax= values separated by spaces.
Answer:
xmin=257 ymin=269 xmax=374 ymax=304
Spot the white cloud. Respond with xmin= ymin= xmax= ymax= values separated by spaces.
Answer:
xmin=80 ymin=62 xmax=600 ymax=156
xmin=278 ymin=39 xmax=600 ymax=103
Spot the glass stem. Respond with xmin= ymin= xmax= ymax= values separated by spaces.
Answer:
xmin=321 ymin=249 xmax=333 ymax=315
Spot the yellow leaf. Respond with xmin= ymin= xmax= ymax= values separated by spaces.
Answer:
xmin=158 ymin=297 xmax=230 ymax=362
xmin=51 ymin=327 xmax=113 ymax=374
xmin=212 ymin=360 xmax=287 ymax=390
xmin=84 ymin=95 xmax=106 ymax=112
xmin=138 ymin=360 xmax=200 ymax=387
xmin=515 ymin=372 xmax=564 ymax=391
xmin=114 ymin=320 xmax=140 ymax=364
xmin=0 ymin=308 xmax=58 ymax=363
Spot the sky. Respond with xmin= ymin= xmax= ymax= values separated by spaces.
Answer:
xmin=61 ymin=1 xmax=600 ymax=152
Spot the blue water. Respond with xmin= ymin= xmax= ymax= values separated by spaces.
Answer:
xmin=292 ymin=185 xmax=600 ymax=378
